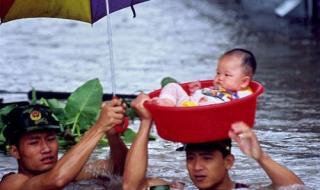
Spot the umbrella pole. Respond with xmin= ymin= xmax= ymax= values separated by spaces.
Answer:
xmin=105 ymin=0 xmax=117 ymax=97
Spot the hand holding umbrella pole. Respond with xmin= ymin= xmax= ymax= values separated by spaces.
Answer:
xmin=0 ymin=0 xmax=150 ymax=134
xmin=112 ymin=96 xmax=129 ymax=134
xmin=105 ymin=0 xmax=128 ymax=134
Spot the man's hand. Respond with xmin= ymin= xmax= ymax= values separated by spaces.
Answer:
xmin=229 ymin=122 xmax=304 ymax=187
xmin=95 ymin=99 xmax=125 ymax=133
xmin=131 ymin=93 xmax=152 ymax=122
xmin=228 ymin=122 xmax=263 ymax=161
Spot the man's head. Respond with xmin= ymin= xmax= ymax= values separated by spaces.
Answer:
xmin=3 ymin=104 xmax=60 ymax=145
xmin=181 ymin=139 xmax=235 ymax=190
xmin=214 ymin=48 xmax=257 ymax=91
xmin=3 ymin=104 xmax=61 ymax=176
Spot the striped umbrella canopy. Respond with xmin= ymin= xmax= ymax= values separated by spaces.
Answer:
xmin=0 ymin=0 xmax=148 ymax=24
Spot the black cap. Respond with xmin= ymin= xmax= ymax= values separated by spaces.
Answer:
xmin=3 ymin=104 xmax=61 ymax=145
xmin=176 ymin=139 xmax=231 ymax=156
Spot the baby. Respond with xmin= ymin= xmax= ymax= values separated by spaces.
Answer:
xmin=155 ymin=48 xmax=257 ymax=106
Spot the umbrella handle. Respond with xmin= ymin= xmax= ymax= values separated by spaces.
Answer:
xmin=112 ymin=96 xmax=129 ymax=134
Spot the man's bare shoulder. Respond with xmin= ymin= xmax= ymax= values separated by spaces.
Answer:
xmin=0 ymin=173 xmax=29 ymax=190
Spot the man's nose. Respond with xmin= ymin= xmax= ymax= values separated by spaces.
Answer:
xmin=40 ymin=140 xmax=51 ymax=153
xmin=194 ymin=159 xmax=204 ymax=170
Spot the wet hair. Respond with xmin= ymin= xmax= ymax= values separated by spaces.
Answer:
xmin=184 ymin=139 xmax=232 ymax=158
xmin=222 ymin=48 xmax=257 ymax=77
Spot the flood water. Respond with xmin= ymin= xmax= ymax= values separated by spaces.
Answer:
xmin=0 ymin=0 xmax=319 ymax=189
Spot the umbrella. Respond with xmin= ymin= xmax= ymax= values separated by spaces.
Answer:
xmin=0 ymin=0 xmax=149 ymax=133
xmin=0 ymin=0 xmax=148 ymax=24
xmin=0 ymin=0 xmax=149 ymax=95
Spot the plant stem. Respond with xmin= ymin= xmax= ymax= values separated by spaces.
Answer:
xmin=77 ymin=124 xmax=81 ymax=137
xmin=71 ymin=113 xmax=80 ymax=135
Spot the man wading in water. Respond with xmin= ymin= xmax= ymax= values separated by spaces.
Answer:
xmin=123 ymin=93 xmax=305 ymax=190
xmin=0 ymin=100 xmax=128 ymax=190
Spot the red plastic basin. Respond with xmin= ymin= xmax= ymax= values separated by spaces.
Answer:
xmin=144 ymin=80 xmax=264 ymax=143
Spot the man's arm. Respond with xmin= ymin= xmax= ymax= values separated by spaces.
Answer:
xmin=123 ymin=93 xmax=153 ymax=190
xmin=106 ymin=130 xmax=128 ymax=175
xmin=229 ymin=122 xmax=304 ymax=187
xmin=0 ymin=99 xmax=125 ymax=190
xmin=75 ymin=130 xmax=128 ymax=180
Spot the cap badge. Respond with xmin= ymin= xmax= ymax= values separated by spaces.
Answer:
xmin=30 ymin=110 xmax=42 ymax=121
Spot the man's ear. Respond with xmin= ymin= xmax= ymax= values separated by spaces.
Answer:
xmin=224 ymin=154 xmax=234 ymax=170
xmin=9 ymin=145 xmax=21 ymax=159
xmin=240 ymin=76 xmax=251 ymax=89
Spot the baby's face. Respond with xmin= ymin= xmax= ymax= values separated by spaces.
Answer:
xmin=214 ymin=55 xmax=249 ymax=91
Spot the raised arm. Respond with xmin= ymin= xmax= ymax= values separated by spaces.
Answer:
xmin=105 ymin=124 xmax=128 ymax=175
xmin=76 ymin=129 xmax=128 ymax=180
xmin=123 ymin=93 xmax=153 ymax=190
xmin=228 ymin=122 xmax=304 ymax=188
xmin=76 ymin=100 xmax=128 ymax=179
xmin=0 ymin=99 xmax=125 ymax=190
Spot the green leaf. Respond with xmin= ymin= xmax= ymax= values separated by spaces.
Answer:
xmin=98 ymin=137 xmax=109 ymax=146
xmin=161 ymin=77 xmax=178 ymax=87
xmin=39 ymin=98 xmax=49 ymax=106
xmin=122 ymin=128 xmax=137 ymax=143
xmin=148 ymin=134 xmax=156 ymax=141
xmin=126 ymin=107 xmax=137 ymax=121
xmin=58 ymin=137 xmax=76 ymax=149
xmin=46 ymin=99 xmax=66 ymax=122
xmin=64 ymin=78 xmax=103 ymax=134
xmin=0 ymin=104 xmax=17 ymax=130
xmin=123 ymin=99 xmax=138 ymax=121
xmin=31 ymin=87 xmax=37 ymax=105
xmin=0 ymin=128 xmax=5 ymax=143
xmin=121 ymin=128 xmax=156 ymax=143
xmin=0 ymin=105 xmax=16 ymax=151
xmin=0 ymin=104 xmax=17 ymax=116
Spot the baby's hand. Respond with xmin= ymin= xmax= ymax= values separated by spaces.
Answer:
xmin=202 ymin=88 xmax=218 ymax=97
xmin=210 ymin=89 xmax=218 ymax=96
xmin=188 ymin=81 xmax=201 ymax=94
